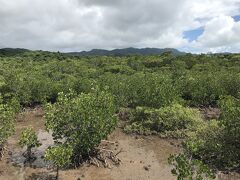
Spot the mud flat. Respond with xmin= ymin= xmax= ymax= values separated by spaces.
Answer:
xmin=0 ymin=108 xmax=239 ymax=180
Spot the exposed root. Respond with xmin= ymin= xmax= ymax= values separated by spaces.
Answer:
xmin=0 ymin=144 xmax=6 ymax=160
xmin=89 ymin=147 xmax=123 ymax=168
xmin=89 ymin=156 xmax=100 ymax=167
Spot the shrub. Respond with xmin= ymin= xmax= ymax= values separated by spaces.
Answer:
xmin=218 ymin=96 xmax=240 ymax=168
xmin=130 ymin=73 xmax=182 ymax=108
xmin=184 ymin=96 xmax=240 ymax=169
xmin=0 ymin=99 xmax=15 ymax=159
xmin=184 ymin=120 xmax=226 ymax=167
xmin=98 ymin=73 xmax=182 ymax=108
xmin=19 ymin=127 xmax=41 ymax=160
xmin=181 ymin=72 xmax=225 ymax=106
xmin=98 ymin=74 xmax=130 ymax=108
xmin=103 ymin=65 xmax=135 ymax=74
xmin=125 ymin=104 xmax=202 ymax=138
xmin=45 ymin=145 xmax=73 ymax=179
xmin=221 ymin=73 xmax=240 ymax=98
xmin=219 ymin=96 xmax=240 ymax=146
xmin=45 ymin=89 xmax=118 ymax=166
xmin=168 ymin=153 xmax=215 ymax=180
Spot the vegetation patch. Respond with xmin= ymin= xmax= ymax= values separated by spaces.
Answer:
xmin=184 ymin=96 xmax=240 ymax=170
xmin=124 ymin=104 xmax=203 ymax=138
xmin=44 ymin=89 xmax=118 ymax=167
xmin=19 ymin=127 xmax=41 ymax=161
xmin=0 ymin=51 xmax=240 ymax=178
xmin=0 ymin=96 xmax=16 ymax=159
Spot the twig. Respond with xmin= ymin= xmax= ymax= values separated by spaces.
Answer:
xmin=115 ymin=148 xmax=124 ymax=156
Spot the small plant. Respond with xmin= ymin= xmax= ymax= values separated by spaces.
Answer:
xmin=45 ymin=145 xmax=73 ymax=180
xmin=168 ymin=153 xmax=215 ymax=180
xmin=19 ymin=127 xmax=41 ymax=160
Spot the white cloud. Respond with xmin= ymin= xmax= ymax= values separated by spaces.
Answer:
xmin=0 ymin=0 xmax=239 ymax=52
xmin=192 ymin=15 xmax=240 ymax=53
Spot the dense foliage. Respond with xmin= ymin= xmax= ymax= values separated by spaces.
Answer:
xmin=45 ymin=145 xmax=73 ymax=179
xmin=168 ymin=153 xmax=215 ymax=180
xmin=98 ymin=73 xmax=182 ymax=108
xmin=0 ymin=50 xmax=240 ymax=175
xmin=45 ymin=89 xmax=117 ymax=166
xmin=0 ymin=51 xmax=239 ymax=108
xmin=45 ymin=145 xmax=73 ymax=168
xmin=0 ymin=103 xmax=15 ymax=145
xmin=185 ymin=96 xmax=240 ymax=170
xmin=19 ymin=127 xmax=41 ymax=159
xmin=0 ymin=96 xmax=16 ymax=158
xmin=124 ymin=104 xmax=202 ymax=138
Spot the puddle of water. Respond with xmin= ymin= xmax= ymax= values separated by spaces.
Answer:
xmin=10 ymin=129 xmax=54 ymax=168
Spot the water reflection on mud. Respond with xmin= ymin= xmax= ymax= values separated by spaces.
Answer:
xmin=10 ymin=130 xmax=54 ymax=168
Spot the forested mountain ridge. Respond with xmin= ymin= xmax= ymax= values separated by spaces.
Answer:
xmin=0 ymin=48 xmax=29 ymax=56
xmin=0 ymin=47 xmax=184 ymax=57
xmin=66 ymin=47 xmax=185 ymax=56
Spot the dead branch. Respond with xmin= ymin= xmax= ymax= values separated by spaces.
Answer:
xmin=115 ymin=148 xmax=124 ymax=156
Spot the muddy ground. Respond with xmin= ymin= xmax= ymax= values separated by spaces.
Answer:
xmin=0 ymin=108 xmax=239 ymax=180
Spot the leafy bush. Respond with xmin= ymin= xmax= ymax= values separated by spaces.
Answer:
xmin=184 ymin=120 xmax=225 ymax=167
xmin=45 ymin=145 xmax=73 ymax=168
xmin=219 ymin=96 xmax=240 ymax=146
xmin=218 ymin=96 xmax=240 ymax=168
xmin=103 ymin=65 xmax=135 ymax=74
xmin=184 ymin=96 xmax=240 ymax=169
xmin=7 ymin=96 xmax=21 ymax=113
xmin=125 ymin=104 xmax=202 ymax=138
xmin=98 ymin=73 xmax=182 ymax=108
xmin=19 ymin=127 xmax=41 ymax=160
xmin=98 ymin=74 xmax=130 ymax=108
xmin=220 ymin=73 xmax=240 ymax=98
xmin=45 ymin=145 xmax=73 ymax=179
xmin=45 ymin=89 xmax=118 ymax=166
xmin=181 ymin=72 xmax=225 ymax=106
xmin=130 ymin=73 xmax=182 ymax=108
xmin=168 ymin=153 xmax=215 ymax=180
xmin=0 ymin=98 xmax=15 ymax=159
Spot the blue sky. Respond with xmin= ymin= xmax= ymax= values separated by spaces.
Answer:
xmin=183 ymin=27 xmax=204 ymax=42
xmin=233 ymin=15 xmax=240 ymax=21
xmin=183 ymin=15 xmax=240 ymax=43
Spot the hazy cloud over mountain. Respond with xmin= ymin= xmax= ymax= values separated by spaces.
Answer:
xmin=0 ymin=0 xmax=240 ymax=52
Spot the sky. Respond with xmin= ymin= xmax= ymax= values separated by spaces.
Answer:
xmin=0 ymin=0 xmax=240 ymax=53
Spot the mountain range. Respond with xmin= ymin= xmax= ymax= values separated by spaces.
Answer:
xmin=0 ymin=47 xmax=185 ymax=57
xmin=66 ymin=47 xmax=184 ymax=56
